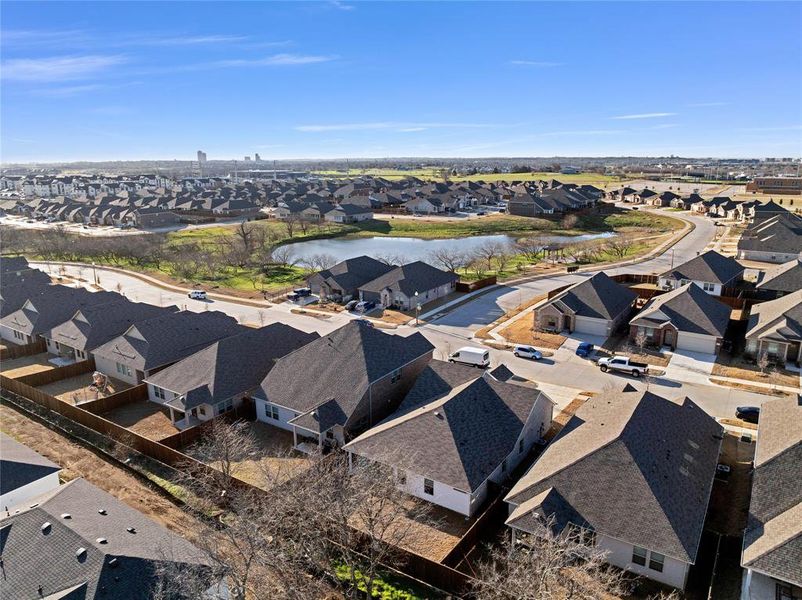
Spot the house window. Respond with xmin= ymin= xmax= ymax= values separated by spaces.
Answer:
xmin=519 ymin=439 xmax=525 ymax=454
xmin=13 ymin=330 xmax=25 ymax=341
xmin=266 ymin=404 xmax=280 ymax=420
xmin=75 ymin=349 xmax=86 ymax=360
xmin=648 ymin=552 xmax=665 ymax=572
xmin=776 ymin=584 xmax=800 ymax=600
xmin=632 ymin=546 xmax=647 ymax=566
xmin=199 ymin=407 xmax=206 ymax=416
xmin=153 ymin=386 xmax=166 ymax=400
xmin=116 ymin=362 xmax=132 ymax=377
xmin=390 ymin=368 xmax=402 ymax=384
xmin=325 ymin=430 xmax=335 ymax=440
xmin=702 ymin=282 xmax=716 ymax=292
xmin=423 ymin=478 xmax=434 ymax=496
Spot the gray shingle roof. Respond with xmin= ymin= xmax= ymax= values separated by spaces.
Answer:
xmin=506 ymin=388 xmax=722 ymax=563
xmin=92 ymin=311 xmax=245 ymax=372
xmin=742 ymin=397 xmax=802 ymax=587
xmin=546 ymin=272 xmax=637 ymax=320
xmin=0 ymin=433 xmax=61 ymax=499
xmin=756 ymin=259 xmax=802 ymax=293
xmin=358 ymin=261 xmax=458 ymax=297
xmin=745 ymin=289 xmax=802 ymax=344
xmin=0 ymin=276 xmax=52 ymax=318
xmin=630 ymin=282 xmax=731 ymax=337
xmin=307 ymin=255 xmax=395 ymax=295
xmin=258 ymin=321 xmax=434 ymax=433
xmin=145 ymin=323 xmax=319 ymax=410
xmin=0 ymin=478 xmax=210 ymax=600
xmin=344 ymin=362 xmax=552 ymax=492
xmin=660 ymin=250 xmax=744 ymax=286
xmin=738 ymin=212 xmax=802 ymax=255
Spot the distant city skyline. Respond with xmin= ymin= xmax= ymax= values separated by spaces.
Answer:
xmin=1 ymin=1 xmax=801 ymax=163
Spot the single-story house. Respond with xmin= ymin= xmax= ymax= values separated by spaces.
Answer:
xmin=144 ymin=323 xmax=319 ymax=428
xmin=358 ymin=261 xmax=459 ymax=311
xmin=324 ymin=203 xmax=374 ymax=223
xmin=534 ymin=272 xmax=638 ymax=337
xmin=403 ymin=196 xmax=443 ymax=214
xmin=629 ymin=282 xmax=731 ymax=354
xmin=0 ymin=432 xmax=61 ymax=512
xmin=738 ymin=213 xmax=802 ymax=264
xmin=306 ymin=255 xmax=395 ymax=302
xmin=756 ymin=258 xmax=802 ymax=298
xmin=0 ymin=477 xmax=216 ymax=600
xmin=740 ymin=396 xmax=802 ymax=600
xmin=254 ymin=321 xmax=434 ymax=452
xmin=344 ymin=361 xmax=554 ymax=517
xmin=744 ymin=289 xmax=802 ymax=365
xmin=91 ymin=310 xmax=245 ymax=385
xmin=505 ymin=387 xmax=722 ymax=590
xmin=658 ymin=250 xmax=744 ymax=296
xmin=43 ymin=299 xmax=176 ymax=363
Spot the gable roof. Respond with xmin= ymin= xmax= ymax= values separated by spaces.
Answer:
xmin=92 ymin=310 xmax=245 ymax=372
xmin=742 ymin=397 xmax=802 ymax=587
xmin=344 ymin=362 xmax=552 ymax=492
xmin=738 ymin=212 xmax=802 ymax=255
xmin=756 ymin=259 xmax=802 ymax=293
xmin=145 ymin=323 xmax=319 ymax=410
xmin=258 ymin=321 xmax=434 ymax=433
xmin=0 ymin=478 xmax=209 ymax=600
xmin=745 ymin=289 xmax=802 ymax=343
xmin=0 ymin=433 xmax=61 ymax=498
xmin=307 ymin=255 xmax=394 ymax=294
xmin=630 ymin=282 xmax=731 ymax=337
xmin=660 ymin=250 xmax=744 ymax=286
xmin=506 ymin=388 xmax=722 ymax=563
xmin=542 ymin=272 xmax=637 ymax=320
xmin=358 ymin=261 xmax=458 ymax=297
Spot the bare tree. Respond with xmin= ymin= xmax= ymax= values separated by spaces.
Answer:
xmin=301 ymin=253 xmax=338 ymax=272
xmin=270 ymin=245 xmax=297 ymax=267
xmin=473 ymin=241 xmax=506 ymax=272
xmin=634 ymin=328 xmax=648 ymax=355
xmin=560 ymin=213 xmax=579 ymax=230
xmin=233 ymin=221 xmax=257 ymax=254
xmin=185 ymin=419 xmax=259 ymax=497
xmin=494 ymin=250 xmax=514 ymax=275
xmin=283 ymin=215 xmax=298 ymax=238
xmin=428 ymin=247 xmax=468 ymax=273
xmin=473 ymin=519 xmax=629 ymax=600
xmin=606 ymin=235 xmax=635 ymax=259
xmin=374 ymin=252 xmax=405 ymax=267
xmin=515 ymin=236 xmax=545 ymax=263
xmin=757 ymin=350 xmax=770 ymax=376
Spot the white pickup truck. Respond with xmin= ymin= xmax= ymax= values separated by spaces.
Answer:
xmin=597 ymin=356 xmax=649 ymax=378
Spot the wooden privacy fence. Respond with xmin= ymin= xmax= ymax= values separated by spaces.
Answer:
xmin=441 ymin=491 xmax=507 ymax=570
xmin=79 ymin=383 xmax=148 ymax=414
xmin=14 ymin=358 xmax=95 ymax=386
xmin=0 ymin=338 xmax=46 ymax=361
xmin=456 ymin=276 xmax=496 ymax=293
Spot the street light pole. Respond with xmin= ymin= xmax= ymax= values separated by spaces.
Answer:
xmin=91 ymin=262 xmax=98 ymax=285
xmin=414 ymin=291 xmax=420 ymax=326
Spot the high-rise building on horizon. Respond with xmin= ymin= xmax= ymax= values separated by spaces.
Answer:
xmin=197 ymin=150 xmax=207 ymax=163
xmin=255 ymin=153 xmax=261 ymax=162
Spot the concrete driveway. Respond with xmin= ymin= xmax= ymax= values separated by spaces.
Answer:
xmin=664 ymin=349 xmax=717 ymax=384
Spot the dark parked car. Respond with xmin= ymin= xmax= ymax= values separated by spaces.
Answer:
xmin=575 ymin=342 xmax=594 ymax=358
xmin=345 ymin=300 xmax=359 ymax=311
xmin=293 ymin=288 xmax=312 ymax=297
xmin=736 ymin=406 xmax=760 ymax=424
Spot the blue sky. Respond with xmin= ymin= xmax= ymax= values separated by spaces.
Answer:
xmin=2 ymin=1 xmax=800 ymax=162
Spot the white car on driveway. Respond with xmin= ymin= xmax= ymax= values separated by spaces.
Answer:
xmin=513 ymin=345 xmax=543 ymax=360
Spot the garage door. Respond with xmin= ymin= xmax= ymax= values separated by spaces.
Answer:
xmin=676 ymin=333 xmax=717 ymax=354
xmin=574 ymin=317 xmax=609 ymax=337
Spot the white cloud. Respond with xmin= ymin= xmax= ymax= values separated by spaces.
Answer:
xmin=329 ymin=0 xmax=356 ymax=10
xmin=687 ymin=102 xmax=728 ymax=107
xmin=397 ymin=127 xmax=427 ymax=132
xmin=135 ymin=34 xmax=249 ymax=46
xmin=211 ymin=53 xmax=338 ymax=67
xmin=1 ymin=55 xmax=127 ymax=82
xmin=509 ymin=60 xmax=563 ymax=67
xmin=611 ymin=112 xmax=677 ymax=120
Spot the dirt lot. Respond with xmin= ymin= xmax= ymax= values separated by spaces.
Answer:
xmin=0 ymin=403 xmax=201 ymax=540
xmin=184 ymin=421 xmax=311 ymax=490
xmin=710 ymin=378 xmax=792 ymax=397
xmin=712 ymin=353 xmax=800 ymax=388
xmin=499 ymin=318 xmax=566 ymax=349
xmin=1 ymin=353 xmax=55 ymax=378
xmin=38 ymin=373 xmax=131 ymax=404
xmin=101 ymin=400 xmax=179 ymax=441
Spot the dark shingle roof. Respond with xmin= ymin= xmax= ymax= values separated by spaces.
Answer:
xmin=92 ymin=311 xmax=245 ymax=372
xmin=145 ymin=324 xmax=319 ymax=410
xmin=631 ymin=282 xmax=731 ymax=337
xmin=358 ymin=261 xmax=458 ymax=297
xmin=344 ymin=363 xmax=551 ymax=491
xmin=506 ymin=388 xmax=722 ymax=563
xmin=742 ymin=397 xmax=802 ymax=587
xmin=738 ymin=212 xmax=802 ymax=255
xmin=307 ymin=255 xmax=394 ymax=294
xmin=546 ymin=272 xmax=637 ymax=320
xmin=0 ymin=433 xmax=61 ymax=498
xmin=745 ymin=289 xmax=802 ymax=344
xmin=0 ymin=478 xmax=210 ymax=600
xmin=756 ymin=259 xmax=802 ymax=293
xmin=660 ymin=250 xmax=744 ymax=286
xmin=258 ymin=321 xmax=433 ymax=433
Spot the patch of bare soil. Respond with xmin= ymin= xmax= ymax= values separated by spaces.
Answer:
xmin=499 ymin=319 xmax=566 ymax=350
xmin=712 ymin=354 xmax=800 ymax=388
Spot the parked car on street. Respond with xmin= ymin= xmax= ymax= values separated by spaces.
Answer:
xmin=187 ymin=290 xmax=207 ymax=300
xmin=345 ymin=300 xmax=359 ymax=311
xmin=736 ymin=406 xmax=760 ymax=424
xmin=597 ymin=356 xmax=649 ymax=378
xmin=449 ymin=347 xmax=490 ymax=368
xmin=575 ymin=342 xmax=595 ymax=358
xmin=355 ymin=300 xmax=376 ymax=313
xmin=513 ymin=345 xmax=543 ymax=360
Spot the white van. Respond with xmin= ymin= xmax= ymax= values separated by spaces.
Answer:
xmin=188 ymin=290 xmax=208 ymax=300
xmin=448 ymin=347 xmax=490 ymax=368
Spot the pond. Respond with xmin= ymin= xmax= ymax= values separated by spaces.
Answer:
xmin=286 ymin=232 xmax=616 ymax=265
